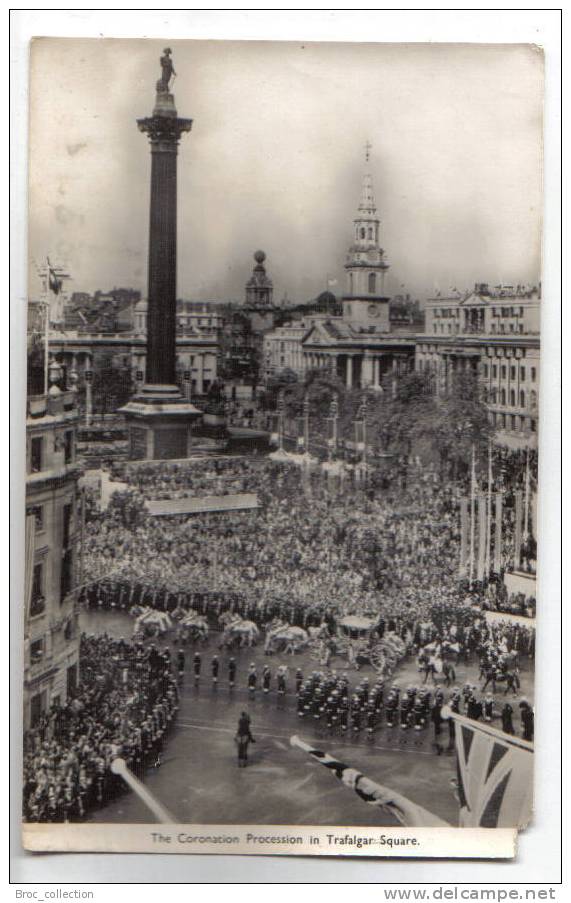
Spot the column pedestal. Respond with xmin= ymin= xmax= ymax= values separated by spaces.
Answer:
xmin=121 ymin=384 xmax=204 ymax=460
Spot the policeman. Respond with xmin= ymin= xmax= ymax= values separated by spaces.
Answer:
xmin=262 ymin=665 xmax=271 ymax=695
xmin=211 ymin=655 xmax=219 ymax=686
xmin=519 ymin=700 xmax=534 ymax=742
xmin=501 ymin=701 xmax=515 ymax=735
xmin=466 ymin=693 xmax=483 ymax=721
xmin=228 ymin=657 xmax=237 ymax=689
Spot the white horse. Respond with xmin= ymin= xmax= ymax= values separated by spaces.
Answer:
xmin=264 ymin=625 xmax=309 ymax=655
xmin=219 ymin=612 xmax=260 ymax=648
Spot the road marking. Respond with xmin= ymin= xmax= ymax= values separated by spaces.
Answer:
xmin=175 ymin=719 xmax=437 ymax=756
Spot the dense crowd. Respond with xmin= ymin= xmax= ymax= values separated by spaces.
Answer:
xmin=84 ymin=456 xmax=537 ymax=642
xmin=84 ymin=460 xmax=466 ymax=625
xmin=23 ymin=635 xmax=179 ymax=823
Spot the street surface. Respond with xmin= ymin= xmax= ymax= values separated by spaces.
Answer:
xmin=81 ymin=609 xmax=534 ymax=827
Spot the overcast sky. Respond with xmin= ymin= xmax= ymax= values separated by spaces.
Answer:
xmin=28 ymin=39 xmax=543 ymax=304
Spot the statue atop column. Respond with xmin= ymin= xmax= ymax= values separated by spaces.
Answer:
xmin=156 ymin=47 xmax=176 ymax=94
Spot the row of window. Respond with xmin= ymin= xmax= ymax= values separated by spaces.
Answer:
xmin=432 ymin=322 xmax=526 ymax=335
xmin=29 ymin=431 xmax=74 ymax=474
xmin=29 ymin=549 xmax=74 ymax=618
xmin=487 ymin=388 xmax=538 ymax=409
xmin=492 ymin=412 xmax=537 ymax=433
xmin=482 ymin=363 xmax=537 ymax=382
xmin=348 ymin=273 xmax=378 ymax=294
xmin=357 ymin=226 xmax=377 ymax=241
xmin=433 ymin=305 xmax=527 ymax=318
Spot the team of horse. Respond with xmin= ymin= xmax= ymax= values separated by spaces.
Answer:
xmin=129 ymin=606 xmax=522 ymax=695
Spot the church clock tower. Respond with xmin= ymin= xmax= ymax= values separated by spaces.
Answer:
xmin=343 ymin=143 xmax=390 ymax=332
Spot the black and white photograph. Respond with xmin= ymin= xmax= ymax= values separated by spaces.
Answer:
xmin=20 ymin=35 xmax=544 ymax=858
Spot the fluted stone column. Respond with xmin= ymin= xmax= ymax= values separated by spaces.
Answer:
xmin=121 ymin=52 xmax=204 ymax=460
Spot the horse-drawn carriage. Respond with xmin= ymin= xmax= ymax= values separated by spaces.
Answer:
xmin=328 ymin=615 xmax=406 ymax=676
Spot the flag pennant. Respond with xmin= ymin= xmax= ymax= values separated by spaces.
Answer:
xmin=47 ymin=259 xmax=62 ymax=295
xmin=452 ymin=713 xmax=533 ymax=828
xmin=290 ymin=736 xmax=449 ymax=827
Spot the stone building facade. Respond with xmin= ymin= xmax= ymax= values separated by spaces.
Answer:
xmin=24 ymin=385 xmax=81 ymax=728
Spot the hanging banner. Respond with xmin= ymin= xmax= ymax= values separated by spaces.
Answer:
xmin=494 ymin=492 xmax=503 ymax=573
xmin=514 ymin=490 xmax=523 ymax=570
xmin=459 ymin=498 xmax=469 ymax=576
xmin=477 ymin=494 xmax=487 ymax=582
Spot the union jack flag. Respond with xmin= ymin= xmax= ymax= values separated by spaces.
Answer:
xmin=451 ymin=712 xmax=533 ymax=828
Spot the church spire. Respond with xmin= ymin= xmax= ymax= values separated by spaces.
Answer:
xmin=342 ymin=144 xmax=390 ymax=332
xmin=359 ymin=140 xmax=376 ymax=215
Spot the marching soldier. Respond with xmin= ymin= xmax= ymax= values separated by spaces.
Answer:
xmin=295 ymin=668 xmax=304 ymax=694
xmin=193 ymin=651 xmax=201 ymax=685
xmin=277 ymin=665 xmax=287 ymax=696
xmin=228 ymin=656 xmax=237 ymax=689
xmin=351 ymin=696 xmax=362 ymax=733
xmin=385 ymin=688 xmax=399 ymax=727
xmin=366 ymin=704 xmax=376 ymax=738
xmin=177 ymin=648 xmax=185 ymax=680
xmin=247 ymin=663 xmax=257 ymax=694
xmin=262 ymin=665 xmax=271 ymax=695
xmin=211 ymin=655 xmax=219 ymax=686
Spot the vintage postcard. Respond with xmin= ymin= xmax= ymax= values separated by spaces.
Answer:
xmin=22 ymin=38 xmax=541 ymax=857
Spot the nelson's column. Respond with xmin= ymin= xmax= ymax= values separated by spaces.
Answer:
xmin=122 ymin=48 xmax=202 ymax=459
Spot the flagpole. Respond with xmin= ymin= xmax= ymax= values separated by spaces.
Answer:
xmin=486 ymin=439 xmax=492 ymax=576
xmin=290 ymin=735 xmax=449 ymax=827
xmin=469 ymin=445 xmax=476 ymax=589
xmin=523 ymin=448 xmax=530 ymax=541
xmin=111 ymin=758 xmax=176 ymax=823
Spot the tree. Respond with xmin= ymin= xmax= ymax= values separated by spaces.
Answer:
xmin=91 ymin=356 xmax=134 ymax=414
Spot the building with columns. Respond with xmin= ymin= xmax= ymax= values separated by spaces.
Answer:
xmin=417 ymin=284 xmax=541 ymax=446
xmin=260 ymin=149 xmax=541 ymax=449
xmin=297 ymin=150 xmax=416 ymax=387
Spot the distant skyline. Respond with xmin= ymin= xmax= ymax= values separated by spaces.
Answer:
xmin=29 ymin=39 xmax=543 ymax=305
